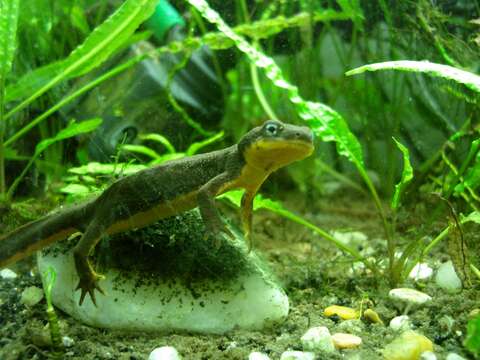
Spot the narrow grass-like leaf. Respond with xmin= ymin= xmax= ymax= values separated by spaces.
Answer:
xmin=139 ymin=133 xmax=176 ymax=154
xmin=119 ymin=144 xmax=161 ymax=160
xmin=186 ymin=131 xmax=224 ymax=156
xmin=7 ymin=118 xmax=102 ymax=199
xmin=391 ymin=138 xmax=413 ymax=210
xmin=220 ymin=190 xmax=376 ymax=273
xmin=0 ymin=0 xmax=20 ymax=78
xmin=5 ymin=0 xmax=158 ymax=119
xmin=346 ymin=60 xmax=480 ymax=93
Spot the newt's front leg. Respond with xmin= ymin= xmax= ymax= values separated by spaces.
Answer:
xmin=73 ymin=219 xmax=106 ymax=306
xmin=241 ymin=190 xmax=256 ymax=252
xmin=198 ymin=172 xmax=235 ymax=246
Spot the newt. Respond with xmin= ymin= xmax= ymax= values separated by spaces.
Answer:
xmin=0 ymin=120 xmax=314 ymax=306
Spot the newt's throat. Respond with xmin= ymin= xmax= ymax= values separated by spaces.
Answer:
xmin=243 ymin=139 xmax=314 ymax=172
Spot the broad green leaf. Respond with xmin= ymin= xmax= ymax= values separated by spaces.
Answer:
xmin=391 ymin=138 xmax=414 ymax=210
xmin=186 ymin=131 xmax=224 ymax=156
xmin=35 ymin=118 xmax=103 ymax=156
xmin=462 ymin=141 xmax=480 ymax=191
xmin=461 ymin=211 xmax=480 ymax=225
xmin=465 ymin=315 xmax=480 ymax=357
xmin=68 ymin=162 xmax=147 ymax=176
xmin=336 ymin=0 xmax=364 ymax=30
xmin=346 ymin=60 xmax=480 ymax=93
xmin=59 ymin=183 xmax=92 ymax=195
xmin=5 ymin=0 xmax=158 ymax=118
xmin=187 ymin=0 xmax=364 ymax=170
xmin=0 ymin=0 xmax=20 ymax=78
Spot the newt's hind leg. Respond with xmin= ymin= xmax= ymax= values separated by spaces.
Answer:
xmin=73 ymin=219 xmax=107 ymax=306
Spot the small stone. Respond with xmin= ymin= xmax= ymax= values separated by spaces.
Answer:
xmin=331 ymin=333 xmax=362 ymax=349
xmin=62 ymin=336 xmax=75 ymax=348
xmin=363 ymin=309 xmax=383 ymax=324
xmin=324 ymin=305 xmax=359 ymax=320
xmin=0 ymin=268 xmax=17 ymax=279
xmin=389 ymin=288 xmax=432 ymax=306
xmin=389 ymin=315 xmax=411 ymax=331
xmin=436 ymin=261 xmax=462 ymax=293
xmin=20 ymin=286 xmax=44 ymax=307
xmin=331 ymin=231 xmax=368 ymax=247
xmin=279 ymin=351 xmax=315 ymax=360
xmin=300 ymin=326 xmax=335 ymax=353
xmin=383 ymin=331 xmax=433 ymax=360
xmin=445 ymin=353 xmax=467 ymax=360
xmin=409 ymin=263 xmax=433 ymax=281
xmin=148 ymin=346 xmax=181 ymax=360
xmin=420 ymin=351 xmax=437 ymax=360
xmin=248 ymin=352 xmax=271 ymax=360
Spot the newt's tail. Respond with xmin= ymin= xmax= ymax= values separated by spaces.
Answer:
xmin=0 ymin=201 xmax=93 ymax=268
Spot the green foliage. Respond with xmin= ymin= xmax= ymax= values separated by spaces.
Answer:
xmin=391 ymin=138 xmax=414 ymax=210
xmin=220 ymin=189 xmax=376 ymax=273
xmin=346 ymin=60 xmax=480 ymax=94
xmin=5 ymin=0 xmax=158 ymax=122
xmin=465 ymin=315 xmax=480 ymax=358
xmin=0 ymin=0 xmax=20 ymax=78
xmin=7 ymin=118 xmax=102 ymax=199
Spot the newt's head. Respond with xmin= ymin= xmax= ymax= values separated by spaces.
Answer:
xmin=239 ymin=120 xmax=314 ymax=172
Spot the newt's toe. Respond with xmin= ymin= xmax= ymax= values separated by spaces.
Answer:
xmin=76 ymin=273 xmax=105 ymax=306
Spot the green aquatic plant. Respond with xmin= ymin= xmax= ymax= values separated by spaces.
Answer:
xmin=7 ymin=118 xmax=102 ymax=200
xmin=347 ymin=59 xmax=480 ymax=281
xmin=0 ymin=0 xmax=20 ymax=198
xmin=465 ymin=315 xmax=480 ymax=358
xmin=41 ymin=266 xmax=63 ymax=358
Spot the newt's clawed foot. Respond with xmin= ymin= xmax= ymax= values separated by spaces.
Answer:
xmin=205 ymin=220 xmax=234 ymax=249
xmin=76 ymin=271 xmax=105 ymax=306
xmin=74 ymin=253 xmax=106 ymax=306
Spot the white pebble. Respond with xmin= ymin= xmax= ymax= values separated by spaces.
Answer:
xmin=248 ymin=352 xmax=271 ymax=360
xmin=389 ymin=315 xmax=411 ymax=331
xmin=20 ymin=286 xmax=44 ymax=307
xmin=446 ymin=353 xmax=467 ymax=360
xmin=0 ymin=268 xmax=17 ymax=279
xmin=331 ymin=231 xmax=368 ymax=247
xmin=280 ymin=350 xmax=315 ymax=360
xmin=62 ymin=336 xmax=75 ymax=348
xmin=331 ymin=333 xmax=362 ymax=349
xmin=436 ymin=261 xmax=462 ymax=293
xmin=389 ymin=288 xmax=432 ymax=305
xmin=148 ymin=346 xmax=181 ymax=360
xmin=300 ymin=326 xmax=335 ymax=353
xmin=420 ymin=351 xmax=437 ymax=360
xmin=409 ymin=263 xmax=433 ymax=281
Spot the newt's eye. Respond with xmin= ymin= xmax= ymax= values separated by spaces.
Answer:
xmin=265 ymin=122 xmax=279 ymax=136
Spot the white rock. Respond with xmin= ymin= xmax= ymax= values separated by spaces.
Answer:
xmin=389 ymin=288 xmax=432 ymax=305
xmin=248 ymin=352 xmax=271 ymax=360
xmin=446 ymin=353 xmax=467 ymax=360
xmin=389 ymin=315 xmax=411 ymax=331
xmin=0 ymin=268 xmax=17 ymax=279
xmin=436 ymin=261 xmax=462 ymax=293
xmin=331 ymin=231 xmax=368 ymax=247
xmin=62 ymin=336 xmax=75 ymax=348
xmin=37 ymin=214 xmax=289 ymax=334
xmin=20 ymin=286 xmax=44 ymax=307
xmin=420 ymin=351 xmax=437 ymax=360
xmin=148 ymin=346 xmax=181 ymax=360
xmin=280 ymin=351 xmax=315 ymax=360
xmin=409 ymin=263 xmax=433 ymax=281
xmin=300 ymin=326 xmax=335 ymax=353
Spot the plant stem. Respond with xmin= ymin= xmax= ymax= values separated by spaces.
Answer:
xmin=0 ymin=77 xmax=5 ymax=200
